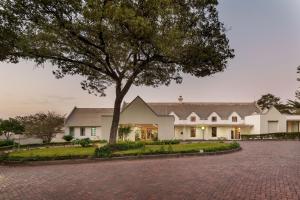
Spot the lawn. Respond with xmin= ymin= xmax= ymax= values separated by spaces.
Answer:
xmin=4 ymin=142 xmax=239 ymax=161
xmin=8 ymin=146 xmax=96 ymax=159
xmin=113 ymin=142 xmax=239 ymax=156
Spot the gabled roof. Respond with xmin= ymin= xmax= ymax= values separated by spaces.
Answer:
xmin=145 ymin=102 xmax=261 ymax=120
xmin=65 ymin=107 xmax=113 ymax=126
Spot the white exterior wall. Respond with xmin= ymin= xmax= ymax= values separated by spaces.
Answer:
xmin=259 ymin=107 xmax=287 ymax=134
xmin=101 ymin=97 xmax=175 ymax=141
xmin=245 ymin=115 xmax=261 ymax=134
xmin=65 ymin=127 xmax=102 ymax=140
xmin=174 ymin=126 xmax=248 ymax=140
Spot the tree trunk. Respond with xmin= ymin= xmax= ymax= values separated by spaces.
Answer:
xmin=109 ymin=96 xmax=122 ymax=144
xmin=4 ymin=132 xmax=10 ymax=140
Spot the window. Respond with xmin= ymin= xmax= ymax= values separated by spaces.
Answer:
xmin=212 ymin=127 xmax=217 ymax=137
xmin=212 ymin=116 xmax=217 ymax=122
xmin=69 ymin=127 xmax=74 ymax=136
xmin=190 ymin=127 xmax=196 ymax=137
xmin=190 ymin=116 xmax=196 ymax=122
xmin=91 ymin=127 xmax=96 ymax=136
xmin=232 ymin=116 xmax=238 ymax=122
xmin=80 ymin=127 xmax=85 ymax=136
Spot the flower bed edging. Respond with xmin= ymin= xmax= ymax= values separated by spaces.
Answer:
xmin=1 ymin=147 xmax=241 ymax=166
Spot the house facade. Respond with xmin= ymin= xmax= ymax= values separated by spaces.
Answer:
xmin=64 ymin=96 xmax=300 ymax=141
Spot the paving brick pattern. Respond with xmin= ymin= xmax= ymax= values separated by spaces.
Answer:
xmin=1 ymin=141 xmax=300 ymax=200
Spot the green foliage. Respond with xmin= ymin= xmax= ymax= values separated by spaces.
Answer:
xmin=94 ymin=141 xmax=145 ymax=158
xmin=241 ymin=132 xmax=300 ymax=140
xmin=5 ymin=146 xmax=95 ymax=161
xmin=118 ymin=125 xmax=132 ymax=141
xmin=142 ymin=140 xmax=180 ymax=145
xmin=135 ymin=133 xmax=141 ymax=141
xmin=0 ymin=140 xmax=14 ymax=147
xmin=0 ymin=118 xmax=24 ymax=140
xmin=257 ymin=94 xmax=281 ymax=111
xmin=95 ymin=145 xmax=112 ymax=158
xmin=72 ymin=138 xmax=92 ymax=147
xmin=108 ymin=141 xmax=145 ymax=151
xmin=17 ymin=112 xmax=64 ymax=143
xmin=0 ymin=0 xmax=234 ymax=144
xmin=63 ymin=135 xmax=74 ymax=142
xmin=97 ymin=140 xmax=107 ymax=144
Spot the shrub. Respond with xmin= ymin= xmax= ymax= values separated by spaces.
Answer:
xmin=108 ymin=141 xmax=144 ymax=151
xmin=63 ymin=135 xmax=74 ymax=142
xmin=95 ymin=145 xmax=112 ymax=158
xmin=241 ymin=132 xmax=300 ymax=140
xmin=167 ymin=145 xmax=173 ymax=152
xmin=135 ymin=133 xmax=141 ymax=141
xmin=143 ymin=140 xmax=180 ymax=145
xmin=94 ymin=141 xmax=145 ymax=158
xmin=0 ymin=140 xmax=14 ymax=147
xmin=72 ymin=138 xmax=92 ymax=147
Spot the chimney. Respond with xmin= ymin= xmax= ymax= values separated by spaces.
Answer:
xmin=178 ymin=95 xmax=183 ymax=103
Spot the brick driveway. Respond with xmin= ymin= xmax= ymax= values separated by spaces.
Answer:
xmin=1 ymin=141 xmax=300 ymax=200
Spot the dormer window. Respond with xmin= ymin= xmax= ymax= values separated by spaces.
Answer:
xmin=190 ymin=116 xmax=196 ymax=122
xmin=232 ymin=116 xmax=238 ymax=122
xmin=212 ymin=116 xmax=217 ymax=122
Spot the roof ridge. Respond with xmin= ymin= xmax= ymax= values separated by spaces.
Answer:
xmin=147 ymin=102 xmax=256 ymax=105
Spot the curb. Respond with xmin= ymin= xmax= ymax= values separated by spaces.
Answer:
xmin=1 ymin=147 xmax=241 ymax=167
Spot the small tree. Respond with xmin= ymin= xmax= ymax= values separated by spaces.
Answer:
xmin=118 ymin=125 xmax=132 ymax=141
xmin=0 ymin=118 xmax=24 ymax=140
xmin=0 ymin=0 xmax=234 ymax=144
xmin=17 ymin=112 xmax=64 ymax=143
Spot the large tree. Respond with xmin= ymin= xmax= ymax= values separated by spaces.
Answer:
xmin=286 ymin=66 xmax=300 ymax=114
xmin=17 ymin=112 xmax=64 ymax=143
xmin=0 ymin=0 xmax=234 ymax=144
xmin=0 ymin=118 xmax=24 ymax=140
xmin=257 ymin=93 xmax=281 ymax=111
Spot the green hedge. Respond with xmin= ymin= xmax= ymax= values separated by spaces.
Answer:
xmin=241 ymin=132 xmax=300 ymax=140
xmin=141 ymin=140 xmax=180 ymax=145
xmin=0 ymin=140 xmax=15 ymax=147
xmin=95 ymin=141 xmax=145 ymax=158
xmin=95 ymin=141 xmax=240 ymax=158
xmin=0 ymin=154 xmax=90 ymax=162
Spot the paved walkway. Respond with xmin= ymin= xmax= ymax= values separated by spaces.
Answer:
xmin=1 ymin=141 xmax=300 ymax=200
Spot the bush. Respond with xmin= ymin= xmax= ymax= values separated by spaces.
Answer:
xmin=97 ymin=140 xmax=107 ymax=143
xmin=63 ymin=135 xmax=74 ymax=142
xmin=94 ymin=141 xmax=145 ymax=158
xmin=108 ymin=141 xmax=144 ymax=151
xmin=0 ymin=140 xmax=14 ymax=147
xmin=95 ymin=145 xmax=112 ymax=158
xmin=142 ymin=140 xmax=180 ymax=145
xmin=241 ymin=132 xmax=300 ymax=140
xmin=72 ymin=138 xmax=92 ymax=147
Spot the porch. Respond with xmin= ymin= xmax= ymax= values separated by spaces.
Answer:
xmin=174 ymin=125 xmax=252 ymax=140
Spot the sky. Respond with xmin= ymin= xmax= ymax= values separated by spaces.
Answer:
xmin=0 ymin=0 xmax=300 ymax=118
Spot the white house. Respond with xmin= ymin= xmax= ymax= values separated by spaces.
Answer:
xmin=64 ymin=96 xmax=300 ymax=141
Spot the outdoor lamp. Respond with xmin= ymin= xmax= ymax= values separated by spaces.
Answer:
xmin=201 ymin=126 xmax=205 ymax=140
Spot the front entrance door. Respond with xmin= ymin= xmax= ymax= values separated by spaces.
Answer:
xmin=231 ymin=128 xmax=241 ymax=140
xmin=140 ymin=125 xmax=158 ymax=141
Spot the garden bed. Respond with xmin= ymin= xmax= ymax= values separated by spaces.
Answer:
xmin=0 ymin=141 xmax=240 ymax=163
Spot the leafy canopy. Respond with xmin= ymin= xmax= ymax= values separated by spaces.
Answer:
xmin=0 ymin=118 xmax=24 ymax=140
xmin=0 ymin=0 xmax=234 ymax=96
xmin=17 ymin=112 xmax=65 ymax=143
xmin=0 ymin=0 xmax=234 ymax=143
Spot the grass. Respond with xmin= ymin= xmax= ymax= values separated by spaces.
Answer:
xmin=113 ymin=142 xmax=239 ymax=156
xmin=7 ymin=146 xmax=96 ymax=159
xmin=3 ymin=142 xmax=239 ymax=161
